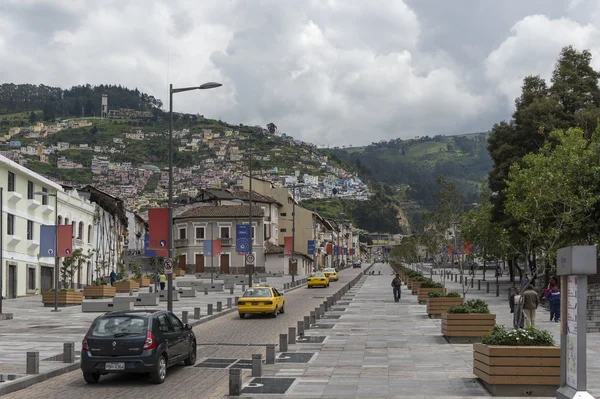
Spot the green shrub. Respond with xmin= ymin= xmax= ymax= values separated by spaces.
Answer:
xmin=447 ymin=299 xmax=489 ymax=314
xmin=446 ymin=292 xmax=461 ymax=298
xmin=482 ymin=325 xmax=556 ymax=346
xmin=447 ymin=304 xmax=469 ymax=313
xmin=428 ymin=291 xmax=462 ymax=298
xmin=411 ymin=276 xmax=427 ymax=282
xmin=420 ymin=280 xmax=443 ymax=288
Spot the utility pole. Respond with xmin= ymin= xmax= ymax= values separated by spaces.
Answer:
xmin=291 ymin=183 xmax=296 ymax=282
xmin=248 ymin=148 xmax=253 ymax=288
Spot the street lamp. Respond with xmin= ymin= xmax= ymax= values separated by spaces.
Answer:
xmin=168 ymin=81 xmax=222 ymax=312
xmin=34 ymin=190 xmax=59 ymax=312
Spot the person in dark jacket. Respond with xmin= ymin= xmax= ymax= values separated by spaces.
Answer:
xmin=546 ymin=285 xmax=561 ymax=322
xmin=391 ymin=274 xmax=402 ymax=302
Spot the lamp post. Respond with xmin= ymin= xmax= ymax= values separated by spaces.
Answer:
xmin=248 ymin=147 xmax=253 ymax=287
xmin=291 ymin=183 xmax=296 ymax=282
xmin=34 ymin=190 xmax=59 ymax=312
xmin=168 ymin=82 xmax=222 ymax=312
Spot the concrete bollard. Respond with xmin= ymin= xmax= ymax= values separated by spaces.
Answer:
xmin=227 ymin=297 xmax=232 ymax=309
xmin=279 ymin=334 xmax=288 ymax=352
xmin=315 ymin=307 xmax=320 ymax=320
xmin=487 ymin=282 xmax=490 ymax=293
xmin=217 ymin=301 xmax=222 ymax=312
xmin=310 ymin=311 xmax=316 ymax=325
xmin=182 ymin=311 xmax=188 ymax=324
xmin=266 ymin=344 xmax=276 ymax=364
xmin=288 ymin=327 xmax=296 ymax=344
xmin=194 ymin=307 xmax=201 ymax=319
xmin=207 ymin=304 xmax=213 ymax=315
xmin=204 ymin=288 xmax=208 ymax=295
xmin=496 ymin=284 xmax=500 ymax=297
xmin=304 ymin=315 xmax=310 ymax=330
xmin=63 ymin=342 xmax=75 ymax=363
xmin=323 ymin=300 xmax=329 ymax=311
xmin=229 ymin=368 xmax=242 ymax=396
xmin=319 ymin=304 xmax=325 ymax=317
xmin=478 ymin=280 xmax=481 ymax=291
xmin=26 ymin=351 xmax=39 ymax=374
xmin=297 ymin=320 xmax=304 ymax=336
xmin=230 ymin=287 xmax=234 ymax=295
xmin=252 ymin=354 xmax=263 ymax=377
xmin=149 ymin=286 xmax=153 ymax=293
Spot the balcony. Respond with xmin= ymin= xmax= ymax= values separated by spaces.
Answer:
xmin=27 ymin=239 xmax=40 ymax=250
xmin=7 ymin=191 xmax=22 ymax=204
xmin=220 ymin=238 xmax=232 ymax=246
xmin=42 ymin=204 xmax=55 ymax=215
xmin=7 ymin=235 xmax=22 ymax=247
xmin=27 ymin=198 xmax=41 ymax=210
xmin=74 ymin=238 xmax=84 ymax=247
xmin=174 ymin=238 xmax=189 ymax=248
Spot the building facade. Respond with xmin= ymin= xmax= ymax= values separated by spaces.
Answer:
xmin=126 ymin=210 xmax=148 ymax=254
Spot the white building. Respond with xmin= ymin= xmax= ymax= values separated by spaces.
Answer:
xmin=126 ymin=210 xmax=147 ymax=253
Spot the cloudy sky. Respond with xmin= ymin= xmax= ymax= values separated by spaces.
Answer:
xmin=1 ymin=0 xmax=600 ymax=145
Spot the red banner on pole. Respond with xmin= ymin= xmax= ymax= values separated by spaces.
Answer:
xmin=284 ymin=237 xmax=293 ymax=255
xmin=148 ymin=208 xmax=169 ymax=250
xmin=338 ymin=246 xmax=343 ymax=255
xmin=462 ymin=240 xmax=473 ymax=255
xmin=326 ymin=243 xmax=332 ymax=254
xmin=212 ymin=240 xmax=221 ymax=257
xmin=57 ymin=225 xmax=73 ymax=257
xmin=446 ymin=244 xmax=453 ymax=255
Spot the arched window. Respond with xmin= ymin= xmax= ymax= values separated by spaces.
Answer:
xmin=65 ymin=218 xmax=69 ymax=226
xmin=57 ymin=215 xmax=63 ymax=225
xmin=78 ymin=221 xmax=84 ymax=240
xmin=88 ymin=225 xmax=92 ymax=243
xmin=71 ymin=221 xmax=76 ymax=238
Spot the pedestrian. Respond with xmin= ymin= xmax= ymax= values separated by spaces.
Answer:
xmin=391 ymin=273 xmax=402 ymax=302
xmin=509 ymin=287 xmax=525 ymax=329
xmin=159 ymin=271 xmax=167 ymax=291
xmin=109 ymin=269 xmax=117 ymax=286
xmin=546 ymin=285 xmax=561 ymax=322
xmin=522 ymin=285 xmax=539 ymax=327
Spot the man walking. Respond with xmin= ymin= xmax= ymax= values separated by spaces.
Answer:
xmin=391 ymin=273 xmax=402 ymax=302
xmin=522 ymin=285 xmax=539 ymax=327
xmin=546 ymin=285 xmax=561 ymax=322
xmin=159 ymin=271 xmax=167 ymax=291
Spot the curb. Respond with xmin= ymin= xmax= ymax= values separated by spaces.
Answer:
xmin=0 ymin=362 xmax=81 ymax=396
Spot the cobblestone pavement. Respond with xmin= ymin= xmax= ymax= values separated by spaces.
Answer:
xmin=239 ymin=263 xmax=600 ymax=399
xmin=2 ymin=267 xmax=364 ymax=399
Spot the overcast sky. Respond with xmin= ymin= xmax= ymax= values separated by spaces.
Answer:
xmin=1 ymin=0 xmax=599 ymax=145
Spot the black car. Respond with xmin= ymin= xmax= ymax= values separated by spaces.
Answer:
xmin=81 ymin=310 xmax=196 ymax=384
xmin=352 ymin=261 xmax=362 ymax=268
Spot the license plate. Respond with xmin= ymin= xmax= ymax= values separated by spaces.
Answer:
xmin=105 ymin=362 xmax=125 ymax=371
xmin=251 ymin=302 xmax=258 ymax=306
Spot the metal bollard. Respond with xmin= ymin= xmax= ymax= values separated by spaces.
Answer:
xmin=323 ymin=300 xmax=329 ymax=311
xmin=227 ymin=297 xmax=232 ymax=309
xmin=230 ymin=287 xmax=234 ymax=295
xmin=279 ymin=334 xmax=288 ymax=352
xmin=204 ymin=288 xmax=208 ymax=295
xmin=63 ymin=342 xmax=75 ymax=363
xmin=194 ymin=307 xmax=201 ymax=319
xmin=207 ymin=304 xmax=213 ymax=315
xmin=478 ymin=280 xmax=481 ymax=291
xmin=229 ymin=368 xmax=242 ymax=396
xmin=182 ymin=311 xmax=188 ymax=324
xmin=310 ymin=311 xmax=316 ymax=325
xmin=242 ymin=284 xmax=246 ymax=292
xmin=319 ymin=304 xmax=325 ymax=317
xmin=297 ymin=320 xmax=304 ymax=336
xmin=315 ymin=307 xmax=320 ymax=319
xmin=496 ymin=284 xmax=500 ymax=297
xmin=304 ymin=315 xmax=310 ymax=330
xmin=266 ymin=344 xmax=276 ymax=364
xmin=487 ymin=282 xmax=490 ymax=293
xmin=471 ymin=277 xmax=474 ymax=288
xmin=459 ymin=275 xmax=463 ymax=284
xmin=217 ymin=301 xmax=222 ymax=312
xmin=27 ymin=351 xmax=39 ymax=374
xmin=252 ymin=354 xmax=263 ymax=377
xmin=288 ymin=327 xmax=296 ymax=344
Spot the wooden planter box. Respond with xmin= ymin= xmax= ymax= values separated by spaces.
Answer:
xmin=411 ymin=281 xmax=424 ymax=295
xmin=83 ymin=285 xmax=116 ymax=298
xmin=113 ymin=281 xmax=140 ymax=293
xmin=417 ymin=287 xmax=446 ymax=304
xmin=42 ymin=291 xmax=84 ymax=307
xmin=174 ymin=268 xmax=185 ymax=276
xmin=473 ymin=343 xmax=560 ymax=396
xmin=427 ymin=296 xmax=463 ymax=317
xmin=442 ymin=313 xmax=496 ymax=343
xmin=135 ymin=278 xmax=151 ymax=287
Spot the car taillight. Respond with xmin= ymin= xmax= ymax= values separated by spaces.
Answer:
xmin=82 ymin=336 xmax=89 ymax=351
xmin=264 ymin=301 xmax=273 ymax=304
xmin=143 ymin=330 xmax=156 ymax=350
xmin=238 ymin=300 xmax=245 ymax=305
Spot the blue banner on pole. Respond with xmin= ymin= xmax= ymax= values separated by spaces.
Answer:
xmin=204 ymin=240 xmax=213 ymax=256
xmin=144 ymin=233 xmax=156 ymax=257
xmin=343 ymin=247 xmax=347 ymax=255
xmin=236 ymin=224 xmax=250 ymax=253
xmin=333 ymin=245 xmax=338 ymax=255
xmin=39 ymin=225 xmax=56 ymax=257
xmin=307 ymin=240 xmax=315 ymax=255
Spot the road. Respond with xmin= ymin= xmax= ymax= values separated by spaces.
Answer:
xmin=4 ymin=266 xmax=365 ymax=399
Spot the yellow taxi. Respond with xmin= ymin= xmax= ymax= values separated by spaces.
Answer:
xmin=322 ymin=267 xmax=339 ymax=281
xmin=307 ymin=271 xmax=329 ymax=288
xmin=238 ymin=286 xmax=285 ymax=319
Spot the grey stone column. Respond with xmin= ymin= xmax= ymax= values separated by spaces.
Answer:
xmin=27 ymin=352 xmax=39 ymax=374
xmin=63 ymin=342 xmax=75 ymax=363
xmin=252 ymin=354 xmax=263 ymax=377
xmin=229 ymin=368 xmax=242 ymax=396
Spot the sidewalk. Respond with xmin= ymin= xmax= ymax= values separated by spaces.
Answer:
xmin=236 ymin=263 xmax=600 ymax=398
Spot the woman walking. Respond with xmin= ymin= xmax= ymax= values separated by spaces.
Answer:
xmin=510 ymin=287 xmax=525 ymax=329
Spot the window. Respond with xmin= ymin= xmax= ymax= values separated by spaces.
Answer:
xmin=251 ymin=226 xmax=257 ymax=243
xmin=168 ymin=314 xmax=183 ymax=332
xmin=27 ymin=180 xmax=34 ymax=199
xmin=7 ymin=214 xmax=14 ymax=235
xmin=178 ymin=228 xmax=187 ymax=240
xmin=71 ymin=221 xmax=76 ymax=238
xmin=195 ymin=227 xmax=205 ymax=239
xmin=57 ymin=215 xmax=63 ymax=225
xmin=281 ymin=212 xmax=287 ymax=217
xmin=264 ymin=224 xmax=268 ymax=240
xmin=220 ymin=226 xmax=230 ymax=238
xmin=64 ymin=218 xmax=69 ymax=226
xmin=78 ymin=221 xmax=84 ymax=240
xmin=88 ymin=225 xmax=92 ymax=243
xmin=27 ymin=266 xmax=36 ymax=291
xmin=155 ymin=314 xmax=172 ymax=334
xmin=281 ymin=228 xmax=287 ymax=233
xmin=41 ymin=187 xmax=48 ymax=205
xmin=7 ymin=171 xmax=15 ymax=192
xmin=91 ymin=316 xmax=148 ymax=337
xmin=27 ymin=220 xmax=34 ymax=240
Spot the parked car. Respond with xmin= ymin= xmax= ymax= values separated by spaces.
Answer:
xmin=238 ymin=285 xmax=285 ymax=318
xmin=81 ymin=310 xmax=196 ymax=384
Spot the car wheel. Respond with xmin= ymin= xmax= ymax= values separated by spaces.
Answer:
xmin=83 ymin=372 xmax=100 ymax=384
xmin=184 ymin=341 xmax=197 ymax=366
xmin=239 ymin=313 xmax=245 ymax=319
xmin=326 ymin=283 xmax=330 ymax=288
xmin=279 ymin=303 xmax=285 ymax=314
xmin=150 ymin=354 xmax=167 ymax=384
xmin=272 ymin=308 xmax=278 ymax=318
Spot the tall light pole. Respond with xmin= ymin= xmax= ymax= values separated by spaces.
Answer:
xmin=34 ymin=190 xmax=59 ymax=312
xmin=291 ymin=183 xmax=296 ymax=282
xmin=168 ymin=82 xmax=221 ymax=312
xmin=248 ymin=147 xmax=253 ymax=287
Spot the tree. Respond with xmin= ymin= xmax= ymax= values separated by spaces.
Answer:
xmin=60 ymin=248 xmax=93 ymax=289
xmin=266 ymin=122 xmax=277 ymax=134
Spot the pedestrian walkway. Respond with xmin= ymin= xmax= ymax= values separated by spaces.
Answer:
xmin=237 ymin=263 xmax=600 ymax=398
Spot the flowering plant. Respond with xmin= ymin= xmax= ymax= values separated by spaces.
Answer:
xmin=482 ymin=325 xmax=555 ymax=346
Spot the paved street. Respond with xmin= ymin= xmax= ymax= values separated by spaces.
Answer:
xmin=2 ymin=266 xmax=364 ymax=399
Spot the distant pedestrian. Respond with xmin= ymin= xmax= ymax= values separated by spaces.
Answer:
xmin=109 ymin=270 xmax=117 ymax=286
xmin=391 ymin=273 xmax=402 ymax=302
xmin=509 ymin=287 xmax=525 ymax=329
xmin=159 ymin=272 xmax=167 ymax=291
xmin=522 ymin=286 xmax=539 ymax=327
xmin=546 ymin=285 xmax=561 ymax=322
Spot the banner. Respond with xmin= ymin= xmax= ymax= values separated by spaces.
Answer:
xmin=57 ymin=225 xmax=73 ymax=257
xmin=39 ymin=225 xmax=56 ymax=257
xmin=349 ymin=248 xmax=353 ymax=256
xmin=148 ymin=208 xmax=169 ymax=250
xmin=338 ymin=246 xmax=343 ymax=255
xmin=212 ymin=240 xmax=221 ymax=257
xmin=343 ymin=247 xmax=347 ymax=255
xmin=333 ymin=245 xmax=338 ymax=255
xmin=307 ymin=240 xmax=315 ymax=255
xmin=326 ymin=243 xmax=332 ymax=254
xmin=236 ymin=224 xmax=250 ymax=252
xmin=462 ymin=240 xmax=473 ymax=255
xmin=144 ymin=233 xmax=156 ymax=257
xmin=204 ymin=240 xmax=213 ymax=256
xmin=446 ymin=244 xmax=453 ymax=255
xmin=284 ymin=237 xmax=293 ymax=255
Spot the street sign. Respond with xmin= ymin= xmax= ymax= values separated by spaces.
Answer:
xmin=236 ymin=224 xmax=250 ymax=252
xmin=246 ymin=254 xmax=255 ymax=265
xmin=164 ymin=258 xmax=173 ymax=274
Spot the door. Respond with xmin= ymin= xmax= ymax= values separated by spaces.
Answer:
xmin=178 ymin=255 xmax=186 ymax=272
xmin=167 ymin=313 xmax=188 ymax=359
xmin=195 ymin=254 xmax=205 ymax=273
xmin=40 ymin=266 xmax=53 ymax=293
xmin=220 ymin=254 xmax=230 ymax=274
xmin=154 ymin=313 xmax=178 ymax=364
xmin=8 ymin=265 xmax=17 ymax=299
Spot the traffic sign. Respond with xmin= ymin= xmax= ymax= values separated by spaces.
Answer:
xmin=246 ymin=254 xmax=255 ymax=265
xmin=164 ymin=258 xmax=173 ymax=274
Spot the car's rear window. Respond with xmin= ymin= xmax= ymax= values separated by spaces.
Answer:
xmin=323 ymin=269 xmax=334 ymax=272
xmin=243 ymin=288 xmax=272 ymax=297
xmin=310 ymin=272 xmax=325 ymax=277
xmin=91 ymin=316 xmax=148 ymax=337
